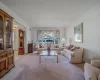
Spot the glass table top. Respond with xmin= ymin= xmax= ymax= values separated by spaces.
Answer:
xmin=40 ymin=50 xmax=58 ymax=56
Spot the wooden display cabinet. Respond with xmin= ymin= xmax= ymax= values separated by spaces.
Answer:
xmin=0 ymin=9 xmax=14 ymax=78
xmin=28 ymin=43 xmax=33 ymax=53
xmin=18 ymin=29 xmax=24 ymax=55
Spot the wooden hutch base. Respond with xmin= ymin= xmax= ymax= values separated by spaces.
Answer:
xmin=0 ymin=51 xmax=14 ymax=78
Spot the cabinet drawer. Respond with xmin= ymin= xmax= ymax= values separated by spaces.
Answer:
xmin=0 ymin=58 xmax=7 ymax=78
xmin=0 ymin=58 xmax=7 ymax=71
xmin=0 ymin=54 xmax=7 ymax=59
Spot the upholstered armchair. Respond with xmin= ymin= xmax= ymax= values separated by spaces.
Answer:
xmin=69 ymin=48 xmax=83 ymax=63
xmin=84 ymin=60 xmax=100 ymax=80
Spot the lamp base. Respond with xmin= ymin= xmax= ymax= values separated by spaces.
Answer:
xmin=62 ymin=43 xmax=65 ymax=47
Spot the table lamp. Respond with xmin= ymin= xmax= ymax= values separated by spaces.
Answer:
xmin=61 ymin=38 xmax=65 ymax=47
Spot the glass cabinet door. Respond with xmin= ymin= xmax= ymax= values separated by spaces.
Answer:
xmin=6 ymin=19 xmax=12 ymax=48
xmin=0 ymin=15 xmax=4 ymax=50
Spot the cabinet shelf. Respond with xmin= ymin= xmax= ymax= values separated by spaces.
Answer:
xmin=0 ymin=9 xmax=14 ymax=78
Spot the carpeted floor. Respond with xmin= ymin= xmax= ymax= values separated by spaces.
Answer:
xmin=1 ymin=54 xmax=85 ymax=80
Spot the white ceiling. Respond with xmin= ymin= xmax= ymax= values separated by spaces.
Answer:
xmin=0 ymin=0 xmax=99 ymax=27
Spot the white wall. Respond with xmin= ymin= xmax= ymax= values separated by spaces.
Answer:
xmin=0 ymin=2 xmax=28 ymax=27
xmin=0 ymin=2 xmax=32 ymax=53
xmin=13 ymin=27 xmax=19 ymax=50
xmin=66 ymin=4 xmax=100 ymax=62
xmin=31 ymin=27 xmax=66 ymax=44
xmin=26 ymin=27 xmax=32 ymax=43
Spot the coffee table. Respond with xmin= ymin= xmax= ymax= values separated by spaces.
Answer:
xmin=39 ymin=50 xmax=58 ymax=63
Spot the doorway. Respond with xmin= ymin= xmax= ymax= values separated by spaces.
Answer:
xmin=13 ymin=21 xmax=25 ymax=60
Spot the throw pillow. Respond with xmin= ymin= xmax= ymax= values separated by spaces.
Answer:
xmin=67 ymin=45 xmax=70 ymax=50
xmin=76 ymin=47 xmax=80 ymax=49
xmin=42 ymin=45 xmax=44 ymax=48
xmin=67 ymin=45 xmax=74 ymax=50
xmin=40 ymin=45 xmax=42 ymax=48
xmin=69 ymin=45 xmax=74 ymax=50
xmin=39 ymin=43 xmax=42 ymax=48
xmin=70 ymin=46 xmax=77 ymax=51
xmin=71 ymin=53 xmax=74 ymax=57
xmin=56 ymin=45 xmax=59 ymax=48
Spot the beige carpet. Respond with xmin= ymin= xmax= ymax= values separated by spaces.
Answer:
xmin=1 ymin=54 xmax=85 ymax=80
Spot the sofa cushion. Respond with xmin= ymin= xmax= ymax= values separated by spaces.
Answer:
xmin=65 ymin=46 xmax=69 ymax=49
xmin=50 ymin=44 xmax=59 ymax=48
xmin=63 ymin=49 xmax=68 ymax=52
xmin=63 ymin=49 xmax=74 ymax=57
xmin=91 ymin=60 xmax=100 ymax=68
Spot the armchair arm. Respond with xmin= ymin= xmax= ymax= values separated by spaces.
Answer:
xmin=91 ymin=60 xmax=100 ymax=68
xmin=84 ymin=63 xmax=100 ymax=80
xmin=73 ymin=49 xmax=83 ymax=58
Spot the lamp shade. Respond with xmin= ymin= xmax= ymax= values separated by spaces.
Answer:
xmin=61 ymin=38 xmax=65 ymax=43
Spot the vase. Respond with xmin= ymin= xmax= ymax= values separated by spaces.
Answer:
xmin=47 ymin=46 xmax=50 ymax=51
xmin=47 ymin=46 xmax=51 ymax=55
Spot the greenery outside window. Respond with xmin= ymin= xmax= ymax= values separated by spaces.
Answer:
xmin=37 ymin=30 xmax=60 ymax=44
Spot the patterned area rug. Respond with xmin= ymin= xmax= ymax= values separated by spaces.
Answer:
xmin=1 ymin=54 xmax=85 ymax=80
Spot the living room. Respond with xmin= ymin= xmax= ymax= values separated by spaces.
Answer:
xmin=0 ymin=0 xmax=100 ymax=80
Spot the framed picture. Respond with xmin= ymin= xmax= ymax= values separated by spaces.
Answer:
xmin=74 ymin=23 xmax=83 ymax=43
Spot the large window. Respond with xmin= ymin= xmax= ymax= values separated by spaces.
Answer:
xmin=37 ymin=30 xmax=60 ymax=44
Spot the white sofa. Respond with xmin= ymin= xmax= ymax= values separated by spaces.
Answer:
xmin=37 ymin=44 xmax=61 ymax=54
xmin=84 ymin=60 xmax=100 ymax=80
xmin=62 ymin=47 xmax=83 ymax=63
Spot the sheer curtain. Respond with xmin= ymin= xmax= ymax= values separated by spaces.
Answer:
xmin=37 ymin=30 xmax=60 ymax=44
